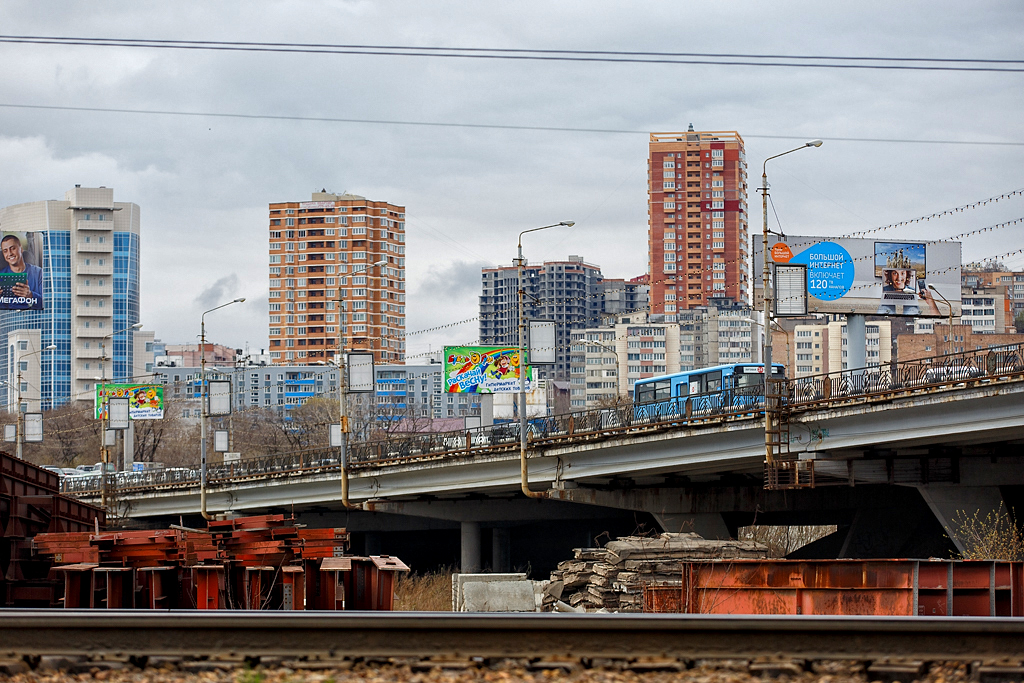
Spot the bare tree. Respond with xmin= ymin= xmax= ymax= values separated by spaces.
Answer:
xmin=30 ymin=402 xmax=101 ymax=468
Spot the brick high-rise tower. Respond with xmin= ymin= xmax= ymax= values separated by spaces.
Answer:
xmin=268 ymin=191 xmax=406 ymax=364
xmin=648 ymin=128 xmax=748 ymax=320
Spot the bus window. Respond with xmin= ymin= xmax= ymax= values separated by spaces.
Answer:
xmin=706 ymin=371 xmax=722 ymax=392
xmin=736 ymin=372 xmax=764 ymax=387
xmin=654 ymin=380 xmax=671 ymax=401
xmin=689 ymin=379 xmax=702 ymax=395
xmin=637 ymin=384 xmax=656 ymax=404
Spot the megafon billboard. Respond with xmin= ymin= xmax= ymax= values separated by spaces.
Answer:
xmin=754 ymin=236 xmax=961 ymax=317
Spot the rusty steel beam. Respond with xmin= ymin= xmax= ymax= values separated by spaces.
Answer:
xmin=2 ymin=612 xmax=1024 ymax=660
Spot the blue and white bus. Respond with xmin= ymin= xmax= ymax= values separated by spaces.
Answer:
xmin=633 ymin=363 xmax=785 ymax=422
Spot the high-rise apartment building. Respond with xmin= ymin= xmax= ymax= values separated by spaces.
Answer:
xmin=479 ymin=256 xmax=604 ymax=380
xmin=0 ymin=186 xmax=141 ymax=410
xmin=648 ymin=128 xmax=748 ymax=320
xmin=677 ymin=301 xmax=759 ymax=371
xmin=268 ymin=192 xmax=406 ymax=365
xmin=568 ymin=312 xmax=681 ymax=408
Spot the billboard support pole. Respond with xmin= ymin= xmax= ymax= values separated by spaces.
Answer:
xmin=198 ymin=299 xmax=244 ymax=521
xmin=516 ymin=222 xmax=573 ymax=499
xmin=847 ymin=314 xmax=867 ymax=391
xmin=99 ymin=325 xmax=141 ymax=515
xmin=338 ymin=260 xmax=385 ymax=509
xmin=760 ymin=141 xmax=822 ymax=472
xmin=13 ymin=343 xmax=56 ymax=460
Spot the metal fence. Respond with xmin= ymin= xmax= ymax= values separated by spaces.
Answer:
xmin=62 ymin=343 xmax=1024 ymax=496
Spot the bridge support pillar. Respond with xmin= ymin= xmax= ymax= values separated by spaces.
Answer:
xmin=653 ymin=512 xmax=731 ymax=539
xmin=364 ymin=532 xmax=382 ymax=556
xmin=917 ymin=484 xmax=1007 ymax=556
xmin=492 ymin=527 xmax=510 ymax=572
xmin=461 ymin=521 xmax=481 ymax=573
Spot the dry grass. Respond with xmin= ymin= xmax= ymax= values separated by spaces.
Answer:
xmin=393 ymin=569 xmax=454 ymax=611
xmin=947 ymin=503 xmax=1024 ymax=561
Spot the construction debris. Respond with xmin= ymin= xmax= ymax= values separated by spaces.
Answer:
xmin=545 ymin=532 xmax=768 ymax=612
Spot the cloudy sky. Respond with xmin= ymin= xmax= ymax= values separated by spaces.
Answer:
xmin=0 ymin=1 xmax=1021 ymax=359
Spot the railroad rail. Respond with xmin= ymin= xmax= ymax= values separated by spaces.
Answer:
xmin=61 ymin=344 xmax=1024 ymax=497
xmin=1 ymin=611 xmax=1024 ymax=663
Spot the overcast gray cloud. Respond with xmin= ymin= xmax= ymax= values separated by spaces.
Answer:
xmin=195 ymin=274 xmax=241 ymax=310
xmin=0 ymin=0 xmax=1022 ymax=357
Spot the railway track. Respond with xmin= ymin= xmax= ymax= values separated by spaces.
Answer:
xmin=2 ymin=612 xmax=1024 ymax=666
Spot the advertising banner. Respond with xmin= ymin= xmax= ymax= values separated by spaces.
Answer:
xmin=444 ymin=345 xmax=532 ymax=394
xmin=754 ymin=236 xmax=961 ymax=318
xmin=0 ymin=231 xmax=44 ymax=311
xmin=95 ymin=384 xmax=165 ymax=420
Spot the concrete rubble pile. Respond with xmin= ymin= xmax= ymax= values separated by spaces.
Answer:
xmin=544 ymin=532 xmax=768 ymax=612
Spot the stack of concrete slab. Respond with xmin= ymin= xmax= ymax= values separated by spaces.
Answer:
xmin=547 ymin=532 xmax=768 ymax=612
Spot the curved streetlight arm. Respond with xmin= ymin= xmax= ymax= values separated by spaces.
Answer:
xmin=928 ymin=284 xmax=955 ymax=332
xmin=762 ymin=140 xmax=824 ymax=177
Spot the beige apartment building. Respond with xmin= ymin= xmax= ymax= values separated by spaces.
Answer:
xmin=268 ymin=192 xmax=406 ymax=364
xmin=569 ymin=313 xmax=681 ymax=408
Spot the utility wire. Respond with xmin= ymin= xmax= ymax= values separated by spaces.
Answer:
xmin=0 ymin=36 xmax=1021 ymax=72
xmin=1 ymin=103 xmax=1021 ymax=147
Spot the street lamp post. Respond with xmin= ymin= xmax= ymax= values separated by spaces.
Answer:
xmin=98 ymin=322 xmax=143 ymax=512
xmin=928 ymin=284 xmax=956 ymax=350
xmin=13 ymin=343 xmax=57 ymax=459
xmin=199 ymin=298 xmax=245 ymax=521
xmin=760 ymin=140 xmax=822 ymax=469
xmin=517 ymin=221 xmax=573 ymax=498
xmin=338 ymin=259 xmax=387 ymax=509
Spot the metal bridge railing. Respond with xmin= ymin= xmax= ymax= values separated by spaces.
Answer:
xmin=62 ymin=344 xmax=1024 ymax=497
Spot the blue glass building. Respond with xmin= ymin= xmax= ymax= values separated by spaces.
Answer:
xmin=0 ymin=187 xmax=140 ymax=410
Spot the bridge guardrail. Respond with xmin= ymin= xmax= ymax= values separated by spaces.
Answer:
xmin=62 ymin=344 xmax=1024 ymax=497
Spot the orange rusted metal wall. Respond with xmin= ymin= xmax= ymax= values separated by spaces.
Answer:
xmin=644 ymin=560 xmax=1024 ymax=617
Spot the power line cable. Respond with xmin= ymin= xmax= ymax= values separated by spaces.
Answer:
xmin=1 ymin=36 xmax=1021 ymax=72
xmin=1 ymin=102 xmax=1022 ymax=147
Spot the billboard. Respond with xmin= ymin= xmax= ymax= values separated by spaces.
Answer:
xmin=444 ymin=345 xmax=532 ymax=394
xmin=754 ymin=236 xmax=961 ymax=317
xmin=0 ymin=231 xmax=44 ymax=311
xmin=95 ymin=384 xmax=165 ymax=420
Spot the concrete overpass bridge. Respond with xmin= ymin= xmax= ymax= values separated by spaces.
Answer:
xmin=67 ymin=346 xmax=1024 ymax=573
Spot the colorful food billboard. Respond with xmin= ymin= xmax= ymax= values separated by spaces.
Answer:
xmin=95 ymin=384 xmax=165 ymax=420
xmin=0 ymin=231 xmax=44 ymax=311
xmin=754 ymin=236 xmax=961 ymax=317
xmin=444 ymin=346 xmax=532 ymax=393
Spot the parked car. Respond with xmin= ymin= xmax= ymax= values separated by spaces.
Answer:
xmin=922 ymin=365 xmax=983 ymax=384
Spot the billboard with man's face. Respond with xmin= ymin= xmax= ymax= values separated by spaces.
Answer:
xmin=754 ymin=236 xmax=961 ymax=317
xmin=444 ymin=345 xmax=533 ymax=393
xmin=0 ymin=231 xmax=44 ymax=311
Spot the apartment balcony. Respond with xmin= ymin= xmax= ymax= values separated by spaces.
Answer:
xmin=76 ymin=220 xmax=114 ymax=231
xmin=76 ymin=326 xmax=111 ymax=338
xmin=75 ymin=306 xmax=109 ymax=317
xmin=76 ymin=285 xmax=113 ymax=296
xmin=76 ymin=264 xmax=113 ymax=276
xmin=76 ymin=347 xmax=105 ymax=359
xmin=76 ymin=241 xmax=113 ymax=253
xmin=74 ymin=367 xmax=103 ymax=381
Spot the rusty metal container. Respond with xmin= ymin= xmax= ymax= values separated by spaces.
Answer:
xmin=644 ymin=559 xmax=1024 ymax=617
